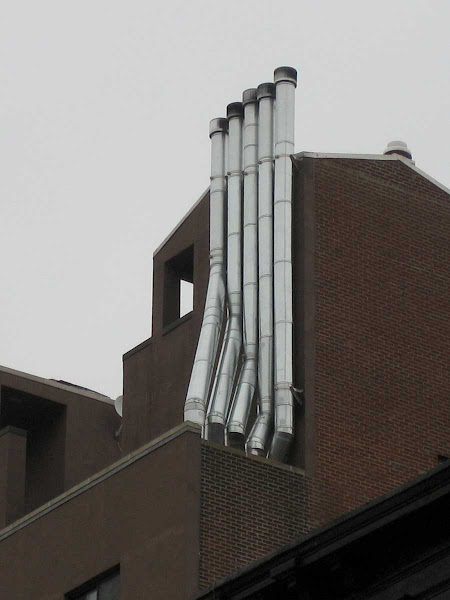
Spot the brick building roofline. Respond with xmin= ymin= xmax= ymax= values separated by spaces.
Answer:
xmin=193 ymin=459 xmax=450 ymax=599
xmin=0 ymin=364 xmax=114 ymax=404
xmin=153 ymin=186 xmax=209 ymax=257
xmin=0 ymin=420 xmax=202 ymax=542
xmin=154 ymin=153 xmax=448 ymax=261
xmin=294 ymin=151 xmax=450 ymax=197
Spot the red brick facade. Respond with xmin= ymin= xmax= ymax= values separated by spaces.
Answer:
xmin=121 ymin=155 xmax=449 ymax=591
xmin=303 ymin=158 xmax=450 ymax=528
xmin=200 ymin=442 xmax=307 ymax=588
xmin=1 ymin=154 xmax=448 ymax=599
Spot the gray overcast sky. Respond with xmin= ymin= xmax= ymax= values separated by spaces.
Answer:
xmin=1 ymin=0 xmax=449 ymax=399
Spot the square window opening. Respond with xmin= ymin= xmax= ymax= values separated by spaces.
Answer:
xmin=180 ymin=279 xmax=194 ymax=317
xmin=163 ymin=245 xmax=194 ymax=328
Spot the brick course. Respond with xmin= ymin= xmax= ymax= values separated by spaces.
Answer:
xmin=121 ymin=154 xmax=449 ymax=592
xmin=198 ymin=157 xmax=449 ymax=588
xmin=199 ymin=442 xmax=308 ymax=589
xmin=308 ymin=158 xmax=450 ymax=528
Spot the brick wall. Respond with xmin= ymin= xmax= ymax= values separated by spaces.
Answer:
xmin=197 ymin=158 xmax=450 ymax=588
xmin=308 ymin=158 xmax=450 ymax=528
xmin=199 ymin=442 xmax=308 ymax=589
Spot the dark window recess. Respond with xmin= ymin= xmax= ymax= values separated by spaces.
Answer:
xmin=0 ymin=387 xmax=66 ymax=516
xmin=163 ymin=245 xmax=194 ymax=328
xmin=438 ymin=455 xmax=449 ymax=464
xmin=67 ymin=568 xmax=120 ymax=600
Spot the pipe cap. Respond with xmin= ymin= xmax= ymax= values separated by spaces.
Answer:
xmin=242 ymin=88 xmax=257 ymax=106
xmin=227 ymin=102 xmax=244 ymax=119
xmin=274 ymin=66 xmax=298 ymax=87
xmin=257 ymin=82 xmax=275 ymax=100
xmin=383 ymin=140 xmax=413 ymax=160
xmin=209 ymin=118 xmax=228 ymax=138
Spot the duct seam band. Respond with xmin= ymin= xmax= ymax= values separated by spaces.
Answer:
xmin=273 ymin=259 xmax=292 ymax=266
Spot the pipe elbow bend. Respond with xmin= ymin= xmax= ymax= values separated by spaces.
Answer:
xmin=269 ymin=430 xmax=293 ymax=463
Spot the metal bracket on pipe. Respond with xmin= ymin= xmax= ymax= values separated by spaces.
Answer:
xmin=290 ymin=385 xmax=304 ymax=407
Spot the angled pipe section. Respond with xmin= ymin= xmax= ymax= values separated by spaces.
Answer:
xmin=227 ymin=89 xmax=259 ymax=449
xmin=205 ymin=103 xmax=244 ymax=443
xmin=186 ymin=67 xmax=297 ymax=463
xmin=184 ymin=118 xmax=228 ymax=427
xmin=269 ymin=67 xmax=297 ymax=462
xmin=246 ymin=83 xmax=276 ymax=456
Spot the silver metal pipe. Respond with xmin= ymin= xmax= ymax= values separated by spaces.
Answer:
xmin=246 ymin=83 xmax=276 ymax=456
xmin=205 ymin=103 xmax=244 ymax=443
xmin=184 ymin=118 xmax=228 ymax=427
xmin=269 ymin=66 xmax=297 ymax=462
xmin=226 ymin=89 xmax=259 ymax=449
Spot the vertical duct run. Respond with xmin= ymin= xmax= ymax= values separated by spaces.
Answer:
xmin=205 ymin=103 xmax=244 ymax=443
xmin=246 ymin=83 xmax=276 ymax=456
xmin=184 ymin=118 xmax=228 ymax=427
xmin=227 ymin=89 xmax=259 ymax=449
xmin=269 ymin=67 xmax=297 ymax=462
xmin=184 ymin=66 xmax=297 ymax=462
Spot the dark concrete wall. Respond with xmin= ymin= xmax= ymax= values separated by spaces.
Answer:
xmin=63 ymin=393 xmax=120 ymax=491
xmin=122 ymin=192 xmax=209 ymax=454
xmin=0 ymin=370 xmax=121 ymax=521
xmin=0 ymin=427 xmax=27 ymax=528
xmin=25 ymin=406 xmax=66 ymax=513
xmin=0 ymin=425 xmax=201 ymax=600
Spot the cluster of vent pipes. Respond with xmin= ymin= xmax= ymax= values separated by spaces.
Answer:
xmin=184 ymin=67 xmax=297 ymax=463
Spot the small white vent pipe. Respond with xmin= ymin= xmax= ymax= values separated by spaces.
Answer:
xmin=246 ymin=83 xmax=276 ymax=456
xmin=269 ymin=67 xmax=297 ymax=462
xmin=205 ymin=103 xmax=244 ymax=443
xmin=184 ymin=118 xmax=228 ymax=427
xmin=227 ymin=89 xmax=259 ymax=448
